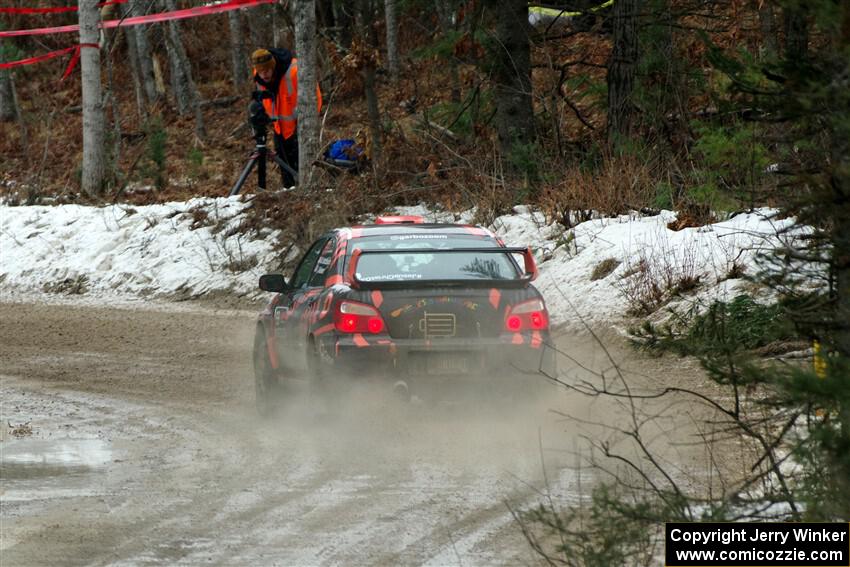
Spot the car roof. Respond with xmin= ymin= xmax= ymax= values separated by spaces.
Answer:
xmin=339 ymin=223 xmax=496 ymax=239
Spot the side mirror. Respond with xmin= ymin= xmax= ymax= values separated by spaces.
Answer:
xmin=259 ymin=274 xmax=289 ymax=292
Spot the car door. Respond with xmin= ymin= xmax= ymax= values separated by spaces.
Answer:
xmin=304 ymin=235 xmax=338 ymax=321
xmin=275 ymin=237 xmax=328 ymax=371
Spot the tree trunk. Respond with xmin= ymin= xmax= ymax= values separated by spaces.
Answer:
xmin=161 ymin=0 xmax=189 ymax=114
xmin=436 ymin=0 xmax=460 ymax=103
xmin=0 ymin=45 xmax=26 ymax=151
xmin=783 ymin=3 xmax=808 ymax=61
xmin=161 ymin=0 xmax=206 ymax=138
xmin=494 ymin=0 xmax=534 ymax=157
xmin=0 ymin=47 xmax=19 ymax=122
xmin=385 ymin=0 xmax=400 ymax=82
xmin=273 ymin=2 xmax=290 ymax=48
xmin=79 ymin=0 xmax=105 ymax=196
xmin=317 ymin=0 xmax=335 ymax=31
xmin=228 ymin=10 xmax=248 ymax=88
xmin=758 ymin=0 xmax=778 ymax=58
xmin=826 ymin=47 xmax=850 ymax=441
xmin=102 ymin=28 xmax=122 ymax=188
xmin=294 ymin=0 xmax=320 ymax=188
xmin=606 ymin=0 xmax=640 ymax=147
xmin=122 ymin=2 xmax=147 ymax=119
xmin=355 ymin=0 xmax=382 ymax=162
xmin=333 ymin=1 xmax=353 ymax=48
xmin=130 ymin=0 xmax=158 ymax=104
xmin=152 ymin=54 xmax=167 ymax=98
xmin=248 ymin=5 xmax=274 ymax=48
xmin=363 ymin=65 xmax=382 ymax=161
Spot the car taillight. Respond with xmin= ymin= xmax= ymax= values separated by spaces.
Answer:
xmin=334 ymin=300 xmax=385 ymax=334
xmin=505 ymin=298 xmax=548 ymax=331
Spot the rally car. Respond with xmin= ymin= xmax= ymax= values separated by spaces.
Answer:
xmin=252 ymin=215 xmax=555 ymax=414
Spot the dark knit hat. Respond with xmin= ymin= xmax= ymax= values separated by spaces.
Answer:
xmin=251 ymin=49 xmax=276 ymax=73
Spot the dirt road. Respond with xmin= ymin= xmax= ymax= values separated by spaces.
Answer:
xmin=0 ymin=299 xmax=706 ymax=566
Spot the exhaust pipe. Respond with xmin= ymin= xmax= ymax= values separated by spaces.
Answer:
xmin=392 ymin=380 xmax=411 ymax=403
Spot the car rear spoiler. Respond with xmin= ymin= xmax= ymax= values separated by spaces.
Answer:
xmin=345 ymin=247 xmax=539 ymax=289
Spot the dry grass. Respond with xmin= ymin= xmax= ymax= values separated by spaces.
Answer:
xmin=539 ymin=155 xmax=656 ymax=226
xmin=43 ymin=275 xmax=90 ymax=295
xmin=8 ymin=421 xmax=34 ymax=438
xmin=590 ymin=257 xmax=621 ymax=281
xmin=615 ymin=234 xmax=703 ymax=315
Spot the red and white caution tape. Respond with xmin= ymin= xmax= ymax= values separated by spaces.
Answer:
xmin=0 ymin=43 xmax=98 ymax=79
xmin=0 ymin=1 xmax=127 ymax=15
xmin=0 ymin=0 xmax=273 ymax=38
xmin=0 ymin=45 xmax=79 ymax=70
xmin=60 ymin=43 xmax=99 ymax=80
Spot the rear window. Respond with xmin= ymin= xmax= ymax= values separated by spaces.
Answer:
xmin=348 ymin=234 xmax=521 ymax=282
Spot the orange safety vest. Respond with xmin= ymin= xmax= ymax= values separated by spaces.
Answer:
xmin=255 ymin=58 xmax=323 ymax=140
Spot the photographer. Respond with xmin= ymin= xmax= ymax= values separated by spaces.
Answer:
xmin=251 ymin=47 xmax=323 ymax=188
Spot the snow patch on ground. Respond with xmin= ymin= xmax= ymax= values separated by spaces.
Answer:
xmin=1 ymin=200 xmax=803 ymax=328
xmin=1 ymin=197 xmax=278 ymax=301
xmin=489 ymin=207 xmax=800 ymax=328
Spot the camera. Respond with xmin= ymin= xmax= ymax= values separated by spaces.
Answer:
xmin=251 ymin=90 xmax=273 ymax=103
xmin=248 ymin=91 xmax=275 ymax=141
xmin=249 ymin=100 xmax=271 ymax=129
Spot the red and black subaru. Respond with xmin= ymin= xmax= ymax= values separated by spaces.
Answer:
xmin=252 ymin=215 xmax=555 ymax=414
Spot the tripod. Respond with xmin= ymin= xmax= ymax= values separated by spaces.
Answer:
xmin=229 ymin=102 xmax=298 ymax=196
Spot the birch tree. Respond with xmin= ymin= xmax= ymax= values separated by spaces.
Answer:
xmin=79 ymin=0 xmax=105 ymax=196
xmin=294 ymin=0 xmax=320 ymax=187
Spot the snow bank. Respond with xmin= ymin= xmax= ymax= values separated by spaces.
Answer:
xmin=0 ymin=197 xmax=281 ymax=300
xmin=489 ymin=207 xmax=800 ymax=329
xmin=1 ymin=200 xmax=802 ymax=328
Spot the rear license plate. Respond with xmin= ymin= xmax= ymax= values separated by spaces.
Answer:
xmin=425 ymin=353 xmax=470 ymax=375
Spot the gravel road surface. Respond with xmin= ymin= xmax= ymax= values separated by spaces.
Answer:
xmin=0 ymin=299 xmax=705 ymax=566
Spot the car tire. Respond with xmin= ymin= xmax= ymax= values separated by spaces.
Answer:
xmin=307 ymin=337 xmax=341 ymax=409
xmin=253 ymin=329 xmax=280 ymax=418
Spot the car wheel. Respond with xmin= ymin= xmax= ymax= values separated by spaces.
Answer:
xmin=307 ymin=337 xmax=340 ymax=409
xmin=253 ymin=330 xmax=279 ymax=417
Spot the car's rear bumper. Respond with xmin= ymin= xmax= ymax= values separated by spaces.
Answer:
xmin=326 ymin=332 xmax=556 ymax=379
